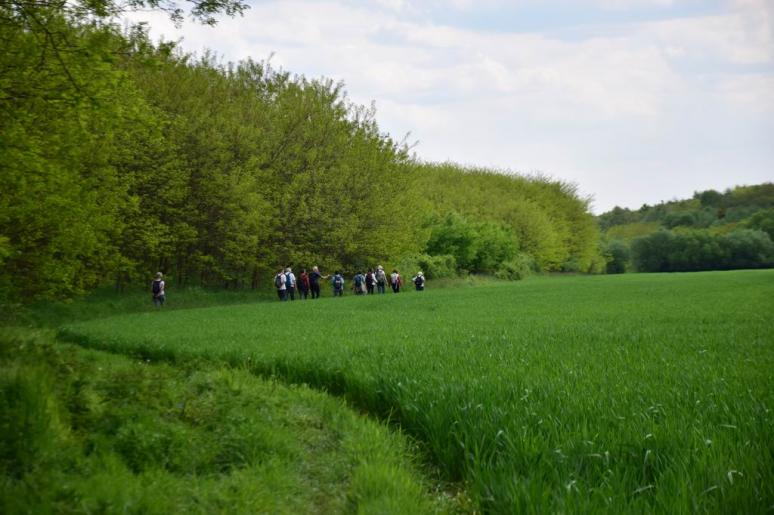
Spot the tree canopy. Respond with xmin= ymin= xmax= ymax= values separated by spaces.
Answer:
xmin=0 ymin=7 xmax=602 ymax=302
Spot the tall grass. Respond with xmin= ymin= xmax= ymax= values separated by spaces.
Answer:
xmin=0 ymin=329 xmax=454 ymax=513
xmin=4 ymin=285 xmax=273 ymax=328
xmin=61 ymin=271 xmax=774 ymax=513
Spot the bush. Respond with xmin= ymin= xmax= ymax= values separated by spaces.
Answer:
xmin=723 ymin=229 xmax=774 ymax=269
xmin=494 ymin=253 xmax=536 ymax=281
xmin=744 ymin=208 xmax=774 ymax=240
xmin=631 ymin=228 xmax=774 ymax=272
xmin=424 ymin=212 xmax=517 ymax=274
xmin=604 ymin=240 xmax=629 ymax=274
xmin=396 ymin=254 xmax=457 ymax=279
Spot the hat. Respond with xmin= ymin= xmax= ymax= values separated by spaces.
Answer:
xmin=156 ymin=272 xmax=163 ymax=278
xmin=417 ymin=271 xmax=423 ymax=276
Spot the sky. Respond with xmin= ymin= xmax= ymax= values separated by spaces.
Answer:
xmin=125 ymin=0 xmax=774 ymax=213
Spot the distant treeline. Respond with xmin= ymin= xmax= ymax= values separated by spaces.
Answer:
xmin=0 ymin=2 xmax=600 ymax=302
xmin=599 ymin=184 xmax=774 ymax=273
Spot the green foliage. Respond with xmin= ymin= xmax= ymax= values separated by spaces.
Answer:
xmin=631 ymin=228 xmax=774 ymax=272
xmin=600 ymin=183 xmax=774 ymax=232
xmin=61 ymin=271 xmax=774 ymax=513
xmin=743 ymin=208 xmax=774 ymax=239
xmin=418 ymin=165 xmax=600 ymax=273
xmin=424 ymin=212 xmax=518 ymax=274
xmin=1 ymin=6 xmax=601 ymax=304
xmin=600 ymin=184 xmax=774 ymax=273
xmin=396 ymin=254 xmax=458 ymax=280
xmin=0 ymin=329 xmax=451 ymax=513
xmin=604 ymin=239 xmax=630 ymax=274
xmin=494 ymin=253 xmax=537 ymax=280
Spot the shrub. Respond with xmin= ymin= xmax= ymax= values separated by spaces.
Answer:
xmin=631 ymin=228 xmax=774 ymax=272
xmin=604 ymin=240 xmax=629 ymax=274
xmin=722 ymin=229 xmax=774 ymax=269
xmin=396 ymin=254 xmax=458 ymax=279
xmin=494 ymin=253 xmax=536 ymax=280
xmin=424 ymin=212 xmax=518 ymax=274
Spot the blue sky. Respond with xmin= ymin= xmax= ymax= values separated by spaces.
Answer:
xmin=127 ymin=0 xmax=774 ymax=212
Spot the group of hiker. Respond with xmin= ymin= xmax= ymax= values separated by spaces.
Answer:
xmin=274 ymin=265 xmax=426 ymax=301
xmin=150 ymin=266 xmax=427 ymax=307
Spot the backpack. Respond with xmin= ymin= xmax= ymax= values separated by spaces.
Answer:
xmin=366 ymin=272 xmax=375 ymax=286
xmin=152 ymin=280 xmax=162 ymax=295
xmin=414 ymin=275 xmax=423 ymax=287
xmin=274 ymin=274 xmax=283 ymax=288
xmin=334 ymin=275 xmax=343 ymax=289
xmin=354 ymin=275 xmax=363 ymax=287
xmin=376 ymin=269 xmax=386 ymax=282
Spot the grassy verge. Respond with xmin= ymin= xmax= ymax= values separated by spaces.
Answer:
xmin=0 ymin=328 xmax=464 ymax=513
xmin=3 ymin=285 xmax=272 ymax=328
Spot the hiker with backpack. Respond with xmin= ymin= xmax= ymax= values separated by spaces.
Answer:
xmin=365 ymin=268 xmax=376 ymax=294
xmin=274 ymin=268 xmax=287 ymax=301
xmin=375 ymin=265 xmax=387 ymax=294
xmin=390 ymin=269 xmax=402 ymax=293
xmin=285 ymin=267 xmax=297 ymax=301
xmin=298 ymin=269 xmax=311 ymax=299
xmin=412 ymin=271 xmax=426 ymax=291
xmin=309 ymin=266 xmax=328 ymax=299
xmin=151 ymin=272 xmax=166 ymax=307
xmin=353 ymin=271 xmax=366 ymax=295
xmin=332 ymin=271 xmax=345 ymax=297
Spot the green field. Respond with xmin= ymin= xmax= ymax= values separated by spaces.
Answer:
xmin=59 ymin=271 xmax=774 ymax=513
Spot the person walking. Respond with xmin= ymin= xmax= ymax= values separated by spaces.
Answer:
xmin=375 ymin=265 xmax=387 ymax=294
xmin=412 ymin=271 xmax=426 ymax=291
xmin=353 ymin=271 xmax=366 ymax=295
xmin=274 ymin=268 xmax=287 ymax=301
xmin=151 ymin=272 xmax=166 ymax=307
xmin=309 ymin=266 xmax=328 ymax=299
xmin=365 ymin=268 xmax=376 ymax=294
xmin=298 ymin=269 xmax=311 ymax=300
xmin=285 ymin=267 xmax=297 ymax=301
xmin=332 ymin=271 xmax=345 ymax=297
xmin=390 ymin=269 xmax=402 ymax=293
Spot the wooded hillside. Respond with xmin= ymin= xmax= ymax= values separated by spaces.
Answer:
xmin=599 ymin=184 xmax=774 ymax=272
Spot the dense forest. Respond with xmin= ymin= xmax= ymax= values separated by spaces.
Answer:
xmin=599 ymin=184 xmax=774 ymax=272
xmin=0 ymin=0 xmax=601 ymax=304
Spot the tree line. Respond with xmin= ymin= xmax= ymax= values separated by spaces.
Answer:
xmin=599 ymin=184 xmax=774 ymax=273
xmin=0 ymin=1 xmax=601 ymax=303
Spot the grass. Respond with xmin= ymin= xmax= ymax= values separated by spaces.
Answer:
xmin=59 ymin=270 xmax=774 ymax=513
xmin=2 ymin=285 xmax=274 ymax=328
xmin=0 ymin=328 xmax=462 ymax=514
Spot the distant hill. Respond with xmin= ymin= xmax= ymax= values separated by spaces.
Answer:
xmin=597 ymin=183 xmax=774 ymax=273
